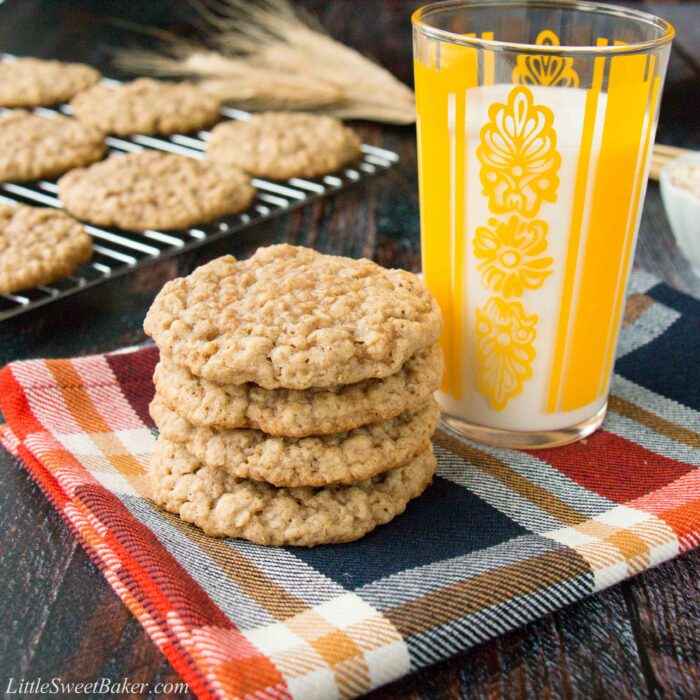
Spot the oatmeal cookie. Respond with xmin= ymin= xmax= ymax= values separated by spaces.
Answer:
xmin=70 ymin=78 xmax=221 ymax=136
xmin=206 ymin=111 xmax=361 ymax=180
xmin=153 ymin=344 xmax=444 ymax=436
xmin=0 ymin=203 xmax=91 ymax=293
xmin=149 ymin=437 xmax=436 ymax=546
xmin=0 ymin=110 xmax=105 ymax=182
xmin=150 ymin=394 xmax=439 ymax=487
xmin=58 ymin=151 xmax=255 ymax=231
xmin=0 ymin=57 xmax=100 ymax=108
xmin=143 ymin=245 xmax=443 ymax=389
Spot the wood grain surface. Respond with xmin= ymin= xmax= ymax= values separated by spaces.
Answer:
xmin=0 ymin=1 xmax=698 ymax=698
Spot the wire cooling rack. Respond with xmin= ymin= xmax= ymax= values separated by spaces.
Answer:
xmin=0 ymin=63 xmax=399 ymax=321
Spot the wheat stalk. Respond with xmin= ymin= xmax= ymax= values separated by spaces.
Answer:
xmin=111 ymin=0 xmax=416 ymax=124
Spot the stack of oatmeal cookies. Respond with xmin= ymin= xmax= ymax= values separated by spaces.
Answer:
xmin=144 ymin=244 xmax=444 ymax=547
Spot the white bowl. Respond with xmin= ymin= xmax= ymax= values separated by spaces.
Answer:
xmin=660 ymin=153 xmax=700 ymax=277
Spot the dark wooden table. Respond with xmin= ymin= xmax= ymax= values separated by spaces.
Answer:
xmin=1 ymin=1 xmax=699 ymax=698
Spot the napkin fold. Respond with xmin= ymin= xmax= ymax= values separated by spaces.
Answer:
xmin=1 ymin=271 xmax=699 ymax=700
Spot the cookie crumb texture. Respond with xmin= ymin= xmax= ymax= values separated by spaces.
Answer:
xmin=0 ymin=203 xmax=92 ymax=293
xmin=150 ymin=438 xmax=436 ymax=546
xmin=0 ymin=57 xmax=100 ymax=107
xmin=144 ymin=245 xmax=443 ymax=389
xmin=151 ymin=394 xmax=440 ymax=487
xmin=153 ymin=343 xmax=444 ymax=436
xmin=207 ymin=111 xmax=362 ymax=180
xmin=58 ymin=151 xmax=255 ymax=232
xmin=0 ymin=111 xmax=105 ymax=183
xmin=70 ymin=79 xmax=221 ymax=136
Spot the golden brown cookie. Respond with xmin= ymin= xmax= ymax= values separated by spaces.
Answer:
xmin=70 ymin=78 xmax=221 ymax=136
xmin=206 ymin=111 xmax=362 ymax=180
xmin=153 ymin=344 xmax=444 ymax=436
xmin=0 ymin=57 xmax=100 ymax=108
xmin=143 ymin=245 xmax=443 ymax=389
xmin=149 ymin=437 xmax=436 ymax=546
xmin=150 ymin=394 xmax=439 ymax=487
xmin=58 ymin=151 xmax=255 ymax=232
xmin=0 ymin=203 xmax=91 ymax=293
xmin=0 ymin=111 xmax=105 ymax=183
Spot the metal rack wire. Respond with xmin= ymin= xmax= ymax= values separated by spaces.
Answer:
xmin=0 ymin=67 xmax=399 ymax=320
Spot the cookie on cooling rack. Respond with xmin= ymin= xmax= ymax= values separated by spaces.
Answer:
xmin=0 ymin=110 xmax=106 ymax=183
xmin=0 ymin=203 xmax=92 ymax=294
xmin=206 ymin=111 xmax=362 ymax=180
xmin=58 ymin=151 xmax=255 ymax=232
xmin=70 ymin=78 xmax=221 ymax=136
xmin=0 ymin=57 xmax=101 ymax=108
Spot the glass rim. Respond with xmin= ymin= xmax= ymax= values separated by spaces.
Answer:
xmin=412 ymin=0 xmax=675 ymax=55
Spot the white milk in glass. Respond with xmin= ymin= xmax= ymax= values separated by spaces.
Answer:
xmin=436 ymin=84 xmax=615 ymax=433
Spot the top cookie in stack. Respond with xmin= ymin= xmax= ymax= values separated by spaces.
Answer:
xmin=144 ymin=244 xmax=444 ymax=547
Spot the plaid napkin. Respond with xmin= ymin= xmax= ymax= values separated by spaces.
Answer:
xmin=1 ymin=270 xmax=698 ymax=700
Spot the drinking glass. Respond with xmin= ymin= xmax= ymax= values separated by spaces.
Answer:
xmin=413 ymin=0 xmax=673 ymax=448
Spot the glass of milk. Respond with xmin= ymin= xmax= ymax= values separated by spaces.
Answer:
xmin=413 ymin=0 xmax=674 ymax=448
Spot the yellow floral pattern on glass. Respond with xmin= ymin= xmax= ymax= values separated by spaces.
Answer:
xmin=477 ymin=85 xmax=561 ymax=217
xmin=475 ymin=297 xmax=538 ymax=410
xmin=474 ymin=215 xmax=553 ymax=299
xmin=512 ymin=30 xmax=580 ymax=88
xmin=474 ymin=73 xmax=563 ymax=410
